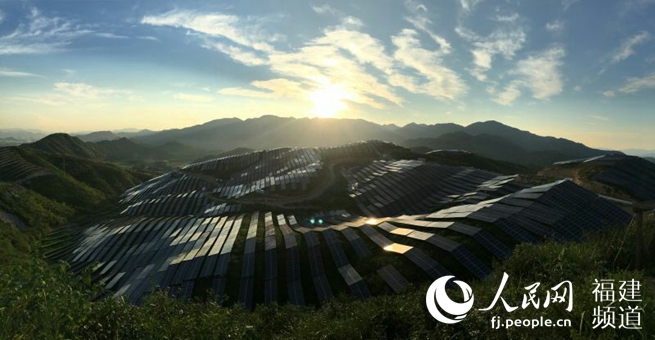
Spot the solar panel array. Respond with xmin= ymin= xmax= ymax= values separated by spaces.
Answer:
xmin=0 ymin=147 xmax=48 ymax=182
xmin=186 ymin=147 xmax=322 ymax=199
xmin=344 ymin=159 xmax=526 ymax=217
xmin=41 ymin=142 xmax=636 ymax=307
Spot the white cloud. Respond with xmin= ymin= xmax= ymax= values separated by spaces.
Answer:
xmin=562 ymin=0 xmax=581 ymax=10
xmin=141 ymin=8 xmax=466 ymax=110
xmin=460 ymin=0 xmax=483 ymax=12
xmin=312 ymin=5 xmax=336 ymax=15
xmin=173 ymin=93 xmax=214 ymax=102
xmin=137 ymin=36 xmax=160 ymax=42
xmin=496 ymin=13 xmax=519 ymax=22
xmin=202 ymin=41 xmax=268 ymax=66
xmin=588 ymin=115 xmax=609 ymax=121
xmin=6 ymin=82 xmax=132 ymax=107
xmin=0 ymin=10 xmax=5 ymax=24
xmin=493 ymin=81 xmax=521 ymax=105
xmin=0 ymin=68 xmax=43 ymax=78
xmin=514 ymin=46 xmax=566 ymax=100
xmin=602 ymin=91 xmax=615 ymax=97
xmin=403 ymin=1 xmax=451 ymax=53
xmin=0 ymin=8 xmax=93 ymax=55
xmin=574 ymin=85 xmax=582 ymax=92
xmin=618 ymin=72 xmax=655 ymax=93
xmin=459 ymin=25 xmax=526 ymax=82
xmin=611 ymin=31 xmax=650 ymax=64
xmin=95 ymin=32 xmax=129 ymax=39
xmin=54 ymin=82 xmax=130 ymax=99
xmin=391 ymin=29 xmax=467 ymax=101
xmin=545 ymin=20 xmax=564 ymax=33
xmin=141 ymin=9 xmax=278 ymax=52
xmin=219 ymin=78 xmax=305 ymax=99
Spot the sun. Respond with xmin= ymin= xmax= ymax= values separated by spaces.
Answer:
xmin=310 ymin=84 xmax=349 ymax=118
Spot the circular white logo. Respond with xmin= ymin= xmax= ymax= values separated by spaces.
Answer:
xmin=426 ymin=276 xmax=474 ymax=324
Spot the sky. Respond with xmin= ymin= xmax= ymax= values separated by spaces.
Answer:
xmin=0 ymin=0 xmax=654 ymax=149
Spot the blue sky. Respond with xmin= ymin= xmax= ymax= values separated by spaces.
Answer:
xmin=1 ymin=0 xmax=654 ymax=149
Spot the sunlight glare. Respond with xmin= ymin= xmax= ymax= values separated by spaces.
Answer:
xmin=310 ymin=84 xmax=349 ymax=118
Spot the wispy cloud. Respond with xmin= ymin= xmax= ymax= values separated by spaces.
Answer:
xmin=618 ymin=72 xmax=655 ymax=93
xmin=137 ymin=36 xmax=160 ymax=42
xmin=5 ymin=82 xmax=132 ymax=107
xmin=603 ymin=91 xmax=615 ymax=97
xmin=173 ymin=93 xmax=214 ymax=102
xmin=54 ymin=82 xmax=131 ymax=99
xmin=457 ymin=24 xmax=526 ymax=82
xmin=545 ymin=20 xmax=564 ymax=33
xmin=460 ymin=0 xmax=483 ymax=12
xmin=95 ymin=32 xmax=129 ymax=39
xmin=141 ymin=9 xmax=279 ymax=53
xmin=611 ymin=31 xmax=650 ymax=64
xmin=493 ymin=81 xmax=521 ymax=105
xmin=404 ymin=1 xmax=451 ymax=53
xmin=311 ymin=4 xmax=337 ymax=15
xmin=391 ymin=29 xmax=467 ymax=101
xmin=0 ymin=8 xmax=93 ymax=55
xmin=587 ymin=115 xmax=609 ymax=121
xmin=514 ymin=46 xmax=566 ymax=100
xmin=219 ymin=78 xmax=306 ymax=99
xmin=141 ymin=7 xmax=467 ymax=110
xmin=562 ymin=0 xmax=581 ymax=10
xmin=494 ymin=46 xmax=566 ymax=105
xmin=0 ymin=68 xmax=43 ymax=78
xmin=495 ymin=13 xmax=519 ymax=22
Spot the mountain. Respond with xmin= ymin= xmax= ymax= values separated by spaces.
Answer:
xmin=24 ymin=134 xmax=214 ymax=168
xmin=134 ymin=116 xmax=401 ymax=150
xmin=0 ymin=129 xmax=48 ymax=146
xmin=422 ymin=149 xmax=532 ymax=174
xmin=645 ymin=157 xmax=655 ymax=164
xmin=131 ymin=116 xmax=611 ymax=168
xmin=394 ymin=122 xmax=464 ymax=140
xmin=0 ymin=144 xmax=153 ymax=265
xmin=24 ymin=133 xmax=103 ymax=159
xmin=78 ymin=131 xmax=117 ymax=142
xmin=402 ymin=122 xmax=611 ymax=167
xmin=77 ymin=129 xmax=156 ymax=142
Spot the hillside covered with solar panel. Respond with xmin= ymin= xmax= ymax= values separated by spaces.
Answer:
xmin=43 ymin=141 xmax=634 ymax=307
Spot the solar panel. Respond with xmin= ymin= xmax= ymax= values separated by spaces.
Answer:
xmin=313 ymin=274 xmax=334 ymax=304
xmin=377 ymin=265 xmax=410 ymax=294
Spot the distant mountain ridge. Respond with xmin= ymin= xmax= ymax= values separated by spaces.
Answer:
xmin=23 ymin=134 xmax=211 ymax=165
xmin=130 ymin=116 xmax=611 ymax=167
xmin=21 ymin=115 xmax=615 ymax=168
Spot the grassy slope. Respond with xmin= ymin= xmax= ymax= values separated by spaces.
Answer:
xmin=0 ymin=148 xmax=152 ymax=270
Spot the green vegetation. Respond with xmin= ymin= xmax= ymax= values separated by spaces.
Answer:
xmin=15 ymin=147 xmax=151 ymax=211
xmin=1 ymin=216 xmax=653 ymax=339
xmin=0 ymin=183 xmax=75 ymax=265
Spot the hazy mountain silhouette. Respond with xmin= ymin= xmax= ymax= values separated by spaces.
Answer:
xmin=77 ymin=129 xmax=155 ymax=142
xmin=25 ymin=133 xmax=103 ymax=159
xmin=26 ymin=116 xmax=613 ymax=167
xmin=24 ymin=134 xmax=209 ymax=164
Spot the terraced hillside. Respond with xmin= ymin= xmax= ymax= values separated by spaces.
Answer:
xmin=43 ymin=141 xmax=633 ymax=308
